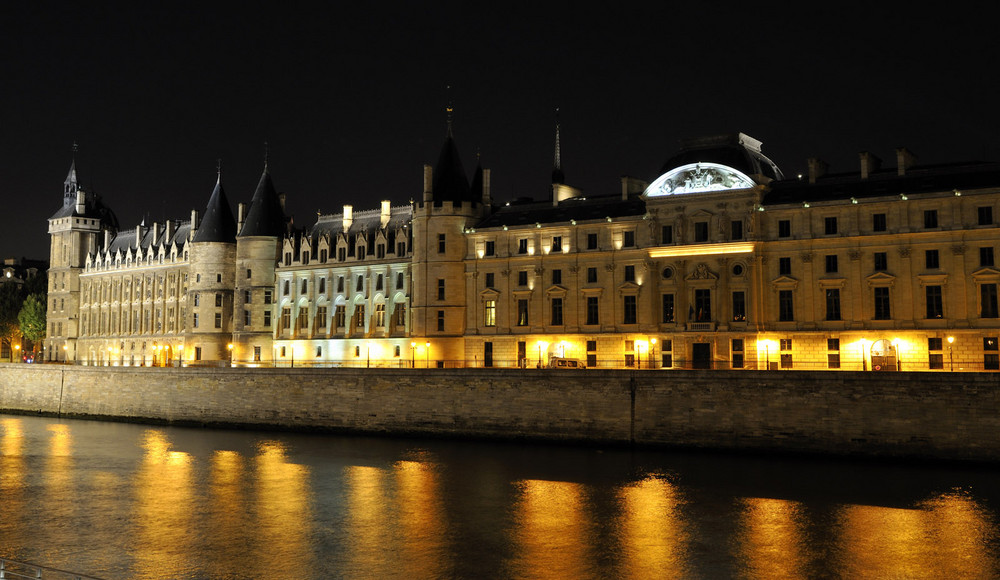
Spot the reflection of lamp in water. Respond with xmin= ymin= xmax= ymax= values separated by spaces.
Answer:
xmin=948 ymin=336 xmax=955 ymax=371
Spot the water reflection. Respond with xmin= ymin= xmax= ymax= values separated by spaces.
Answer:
xmin=736 ymin=497 xmax=811 ymax=579
xmin=508 ymin=479 xmax=593 ymax=579
xmin=344 ymin=465 xmax=394 ymax=578
xmin=834 ymin=492 xmax=998 ymax=578
xmin=0 ymin=418 xmax=26 ymax=556
xmin=616 ymin=476 xmax=689 ymax=579
xmin=133 ymin=430 xmax=196 ymax=580
xmin=394 ymin=460 xmax=451 ymax=578
xmin=206 ymin=450 xmax=251 ymax=578
xmin=255 ymin=441 xmax=313 ymax=577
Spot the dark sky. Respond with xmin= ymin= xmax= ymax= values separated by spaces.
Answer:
xmin=4 ymin=3 xmax=999 ymax=259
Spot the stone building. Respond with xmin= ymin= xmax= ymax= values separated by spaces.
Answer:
xmin=45 ymin=127 xmax=1000 ymax=370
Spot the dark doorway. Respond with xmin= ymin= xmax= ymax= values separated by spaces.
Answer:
xmin=693 ymin=343 xmax=712 ymax=369
xmin=484 ymin=342 xmax=493 ymax=368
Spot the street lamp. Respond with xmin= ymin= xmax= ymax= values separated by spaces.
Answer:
xmin=650 ymin=338 xmax=657 ymax=369
xmin=227 ymin=343 xmax=234 ymax=366
xmin=860 ymin=339 xmax=867 ymax=371
xmin=538 ymin=341 xmax=548 ymax=368
xmin=410 ymin=341 xmax=416 ymax=368
xmin=948 ymin=336 xmax=955 ymax=371
xmin=14 ymin=344 xmax=20 ymax=363
xmin=366 ymin=341 xmax=371 ymax=368
xmin=425 ymin=341 xmax=430 ymax=368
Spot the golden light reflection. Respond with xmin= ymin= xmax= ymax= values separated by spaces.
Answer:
xmin=255 ymin=441 xmax=313 ymax=577
xmin=344 ymin=465 xmax=397 ymax=578
xmin=509 ymin=479 xmax=592 ymax=579
xmin=394 ymin=460 xmax=451 ymax=578
xmin=834 ymin=494 xmax=998 ymax=578
xmin=737 ymin=497 xmax=811 ymax=579
xmin=0 ymin=418 xmax=26 ymax=548
xmin=42 ymin=424 xmax=75 ymax=548
xmin=205 ymin=450 xmax=252 ymax=579
xmin=616 ymin=476 xmax=689 ymax=579
xmin=133 ymin=430 xmax=195 ymax=580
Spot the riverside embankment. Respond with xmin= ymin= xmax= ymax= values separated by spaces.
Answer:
xmin=1 ymin=364 xmax=998 ymax=461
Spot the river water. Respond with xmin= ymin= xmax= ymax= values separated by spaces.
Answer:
xmin=1 ymin=413 xmax=999 ymax=579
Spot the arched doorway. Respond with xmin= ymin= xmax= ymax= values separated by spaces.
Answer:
xmin=870 ymin=339 xmax=897 ymax=371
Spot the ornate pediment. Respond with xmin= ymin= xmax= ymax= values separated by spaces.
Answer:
xmin=770 ymin=275 xmax=798 ymax=290
xmin=684 ymin=262 xmax=718 ymax=281
xmin=866 ymin=272 xmax=896 ymax=288
xmin=644 ymin=163 xmax=757 ymax=197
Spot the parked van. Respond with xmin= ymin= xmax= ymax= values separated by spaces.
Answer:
xmin=548 ymin=357 xmax=586 ymax=369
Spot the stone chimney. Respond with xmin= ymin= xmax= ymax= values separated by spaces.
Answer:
xmin=807 ymin=157 xmax=828 ymax=184
xmin=190 ymin=209 xmax=199 ymax=240
xmin=423 ymin=165 xmax=433 ymax=202
xmin=620 ymin=176 xmax=649 ymax=199
xmin=103 ymin=229 xmax=111 ymax=250
xmin=896 ymin=147 xmax=917 ymax=176
xmin=135 ymin=225 xmax=143 ymax=249
xmin=343 ymin=204 xmax=353 ymax=232
xmin=165 ymin=219 xmax=175 ymax=242
xmin=859 ymin=151 xmax=882 ymax=179
xmin=152 ymin=221 xmax=160 ymax=244
xmin=237 ymin=202 xmax=246 ymax=233
xmin=380 ymin=200 xmax=391 ymax=227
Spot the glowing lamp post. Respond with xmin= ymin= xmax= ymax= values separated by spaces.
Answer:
xmin=410 ymin=341 xmax=416 ymax=368
xmin=538 ymin=341 xmax=548 ymax=368
xmin=860 ymin=339 xmax=867 ymax=371
xmin=425 ymin=341 xmax=430 ymax=368
xmin=650 ymin=338 xmax=657 ymax=369
xmin=948 ymin=336 xmax=955 ymax=371
xmin=227 ymin=343 xmax=234 ymax=365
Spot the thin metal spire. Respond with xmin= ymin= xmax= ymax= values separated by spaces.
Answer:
xmin=264 ymin=141 xmax=269 ymax=171
xmin=445 ymin=85 xmax=454 ymax=138
xmin=552 ymin=107 xmax=565 ymax=185
xmin=216 ymin=158 xmax=222 ymax=183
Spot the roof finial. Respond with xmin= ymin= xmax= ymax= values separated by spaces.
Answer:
xmin=552 ymin=107 xmax=564 ymax=185
xmin=216 ymin=158 xmax=222 ymax=182
xmin=264 ymin=141 xmax=269 ymax=171
xmin=445 ymin=84 xmax=454 ymax=138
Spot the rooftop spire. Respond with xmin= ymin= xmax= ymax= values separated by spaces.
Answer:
xmin=63 ymin=141 xmax=80 ymax=205
xmin=193 ymin=162 xmax=237 ymax=243
xmin=551 ymin=108 xmax=565 ymax=185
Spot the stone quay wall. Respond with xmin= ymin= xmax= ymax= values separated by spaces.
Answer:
xmin=1 ymin=364 xmax=998 ymax=461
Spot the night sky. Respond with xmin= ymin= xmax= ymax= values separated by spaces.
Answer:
xmin=4 ymin=3 xmax=999 ymax=260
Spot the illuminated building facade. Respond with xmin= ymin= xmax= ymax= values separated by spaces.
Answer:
xmin=45 ymin=130 xmax=1000 ymax=370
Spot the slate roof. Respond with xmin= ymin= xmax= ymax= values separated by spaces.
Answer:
xmin=475 ymin=194 xmax=646 ymax=229
xmin=192 ymin=178 xmax=237 ymax=243
xmin=764 ymin=161 xmax=1000 ymax=206
xmin=432 ymin=132 xmax=473 ymax=203
xmin=239 ymin=167 xmax=287 ymax=237
xmin=659 ymin=133 xmax=783 ymax=181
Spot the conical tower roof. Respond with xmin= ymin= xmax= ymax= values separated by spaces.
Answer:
xmin=432 ymin=126 xmax=472 ymax=203
xmin=239 ymin=165 xmax=287 ymax=237
xmin=192 ymin=173 xmax=237 ymax=243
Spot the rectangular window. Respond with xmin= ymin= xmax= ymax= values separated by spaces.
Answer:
xmin=824 ymin=216 xmax=838 ymax=235
xmin=587 ymin=267 xmax=597 ymax=283
xmin=263 ymin=310 xmax=271 ymax=327
xmin=826 ymin=288 xmax=841 ymax=321
xmin=778 ymin=257 xmax=791 ymax=276
xmin=587 ymin=233 xmax=598 ymax=250
xmin=316 ymin=306 xmax=328 ymax=329
xmin=357 ymin=275 xmax=364 ymax=292
xmin=662 ymin=294 xmax=675 ymax=323
xmin=926 ymin=285 xmax=943 ymax=319
xmin=337 ymin=277 xmax=345 ymax=293
xmin=624 ymin=265 xmax=635 ymax=282
xmin=485 ymin=272 xmax=495 ymax=288
xmin=281 ymin=307 xmax=291 ymax=329
xmin=694 ymin=289 xmax=711 ymax=321
xmin=517 ymin=299 xmax=529 ymax=326
xmin=438 ymin=233 xmax=446 ymax=253
xmin=779 ymin=290 xmax=794 ymax=321
xmin=192 ymin=313 xmax=199 ymax=328
xmin=874 ymin=252 xmax=888 ymax=272
xmin=552 ymin=269 xmax=562 ymax=285
xmin=828 ymin=338 xmax=840 ymax=351
xmin=254 ymin=346 xmax=261 ymax=362
xmin=780 ymin=338 xmax=792 ymax=350
xmin=979 ymin=206 xmax=994 ymax=226
xmin=825 ymin=254 xmax=838 ymax=273
xmin=873 ymin=287 xmax=891 ymax=319
xmin=484 ymin=300 xmax=496 ymax=327
xmin=780 ymin=353 xmax=793 ymax=369
xmin=437 ymin=279 xmax=445 ymax=300
xmin=924 ymin=209 xmax=938 ymax=229
xmin=214 ymin=312 xmax=223 ymax=329
xmin=623 ymin=230 xmax=635 ymax=247
xmin=485 ymin=240 xmax=495 ymax=256
xmin=928 ymin=337 xmax=943 ymax=351
xmin=661 ymin=225 xmax=673 ymax=244
xmin=731 ymin=339 xmax=744 ymax=369
xmin=982 ymin=283 xmax=999 ymax=318
xmin=872 ymin=213 xmax=887 ymax=232
xmin=929 ymin=353 xmax=944 ymax=370
xmin=296 ymin=308 xmax=308 ymax=330
xmin=518 ymin=238 xmax=529 ymax=254
xmin=623 ymin=295 xmax=637 ymax=324
xmin=731 ymin=291 xmax=745 ymax=322
xmin=925 ymin=249 xmax=940 ymax=269
xmin=437 ymin=310 xmax=444 ymax=331
xmin=551 ymin=236 xmax=562 ymax=252
xmin=301 ymin=279 xmax=308 ymax=294
xmin=981 ymin=247 xmax=995 ymax=267
xmin=828 ymin=353 xmax=841 ymax=369
xmin=518 ymin=271 xmax=528 ymax=286
xmin=334 ymin=305 xmax=345 ymax=328
xmin=195 ymin=347 xmax=202 ymax=361
xmin=778 ymin=220 xmax=791 ymax=238
xmin=984 ymin=337 xmax=998 ymax=351
xmin=694 ymin=222 xmax=709 ymax=242
xmin=355 ymin=305 xmax=366 ymax=327
xmin=551 ymin=298 xmax=563 ymax=325
xmin=376 ymin=274 xmax=383 ymax=291
xmin=243 ymin=309 xmax=251 ymax=326
xmin=730 ymin=220 xmax=743 ymax=240
xmin=586 ymin=296 xmax=599 ymax=325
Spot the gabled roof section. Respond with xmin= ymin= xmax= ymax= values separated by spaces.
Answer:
xmin=193 ymin=176 xmax=237 ymax=243
xmin=475 ymin=194 xmax=646 ymax=229
xmin=239 ymin=167 xmax=287 ymax=237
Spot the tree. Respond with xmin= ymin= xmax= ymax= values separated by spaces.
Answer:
xmin=18 ymin=293 xmax=46 ymax=354
xmin=0 ymin=282 xmax=21 ymax=359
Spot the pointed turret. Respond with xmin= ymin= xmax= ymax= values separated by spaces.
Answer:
xmin=430 ymin=108 xmax=472 ymax=203
xmin=192 ymin=168 xmax=237 ymax=243
xmin=239 ymin=163 xmax=287 ymax=237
